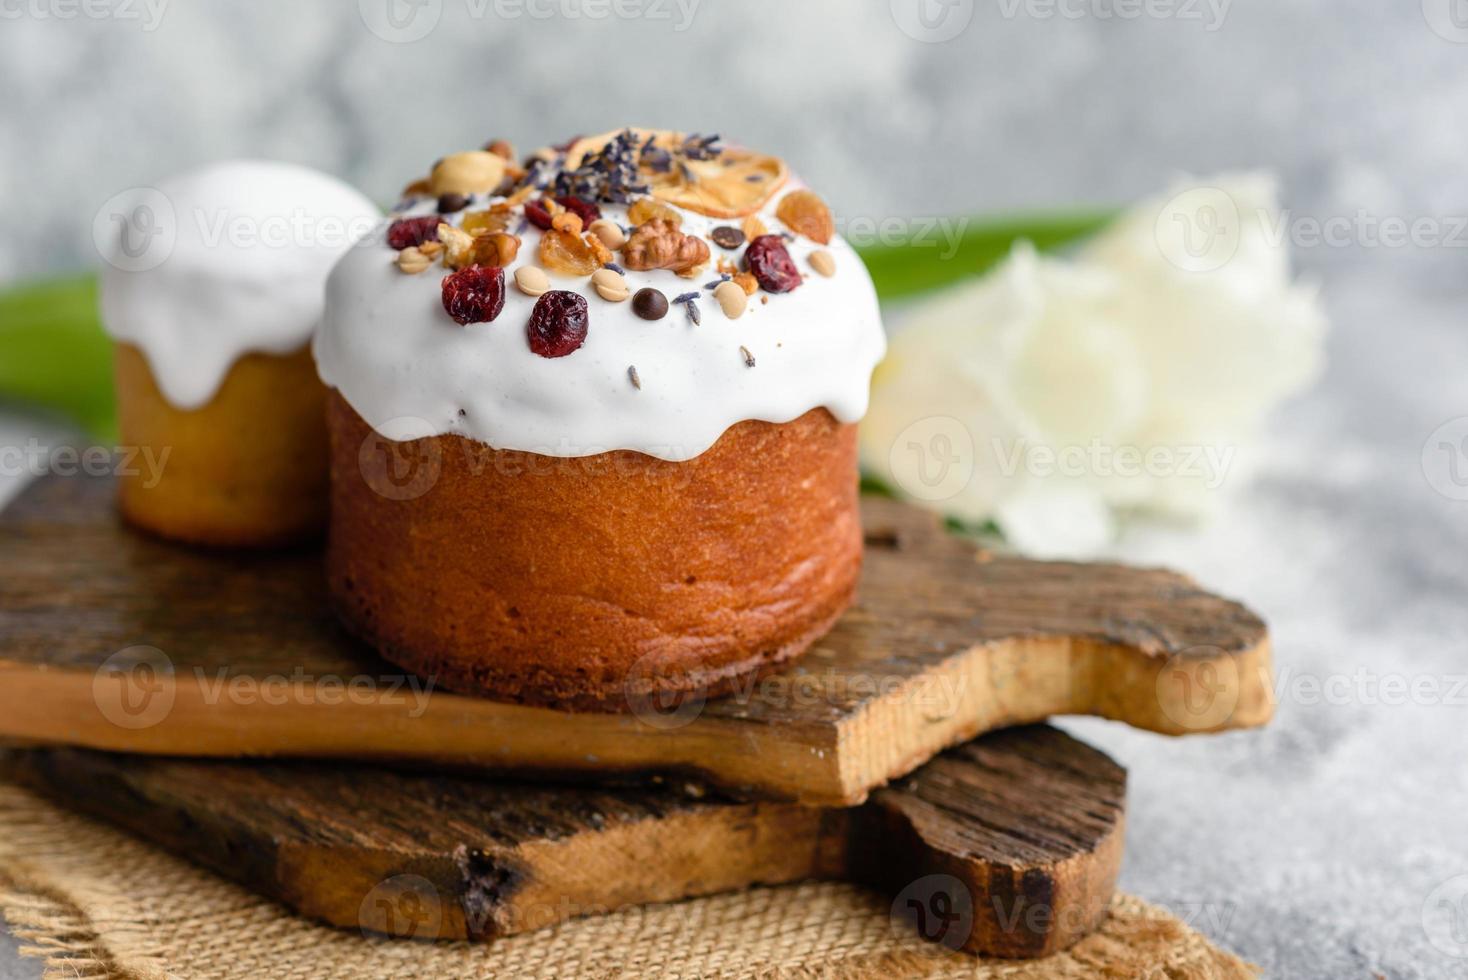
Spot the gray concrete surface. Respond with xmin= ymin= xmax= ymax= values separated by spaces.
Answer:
xmin=2 ymin=2 xmax=1465 ymax=977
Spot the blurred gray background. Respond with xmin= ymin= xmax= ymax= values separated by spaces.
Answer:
xmin=2 ymin=2 xmax=1467 ymax=978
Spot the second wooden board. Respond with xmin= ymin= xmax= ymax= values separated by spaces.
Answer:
xmin=0 ymin=474 xmax=1273 ymax=804
xmin=0 ymin=725 xmax=1126 ymax=959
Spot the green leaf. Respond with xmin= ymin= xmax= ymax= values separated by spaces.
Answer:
xmin=854 ymin=208 xmax=1117 ymax=301
xmin=0 ymin=275 xmax=115 ymax=440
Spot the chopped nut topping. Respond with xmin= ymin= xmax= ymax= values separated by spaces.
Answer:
xmin=438 ymin=223 xmax=477 ymax=269
xmin=396 ymin=246 xmax=432 ymax=274
xmin=621 ymin=219 xmax=711 ymax=275
xmin=551 ymin=211 xmax=584 ymax=235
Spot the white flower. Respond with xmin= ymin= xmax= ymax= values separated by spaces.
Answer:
xmin=860 ymin=173 xmax=1327 ymax=558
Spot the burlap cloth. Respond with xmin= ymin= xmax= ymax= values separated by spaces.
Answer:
xmin=0 ymin=784 xmax=1254 ymax=979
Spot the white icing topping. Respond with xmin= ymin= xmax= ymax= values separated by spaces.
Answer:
xmin=99 ymin=160 xmax=382 ymax=409
xmin=314 ymin=184 xmax=887 ymax=461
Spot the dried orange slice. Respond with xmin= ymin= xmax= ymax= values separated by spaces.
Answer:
xmin=648 ymin=149 xmax=788 ymax=219
xmin=560 ymin=129 xmax=789 ymax=219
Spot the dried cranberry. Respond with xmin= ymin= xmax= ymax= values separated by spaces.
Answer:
xmin=525 ymin=195 xmax=601 ymax=231
xmin=527 ymin=290 xmax=589 ymax=358
xmin=524 ymin=199 xmax=554 ymax=230
xmin=386 ymin=215 xmax=442 ymax=250
xmin=745 ymin=235 xmax=802 ymax=293
xmin=440 ymin=266 xmax=505 ymax=325
xmin=555 ymin=195 xmax=601 ymax=226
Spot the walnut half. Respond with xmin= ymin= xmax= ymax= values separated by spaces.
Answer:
xmin=621 ymin=219 xmax=710 ymax=275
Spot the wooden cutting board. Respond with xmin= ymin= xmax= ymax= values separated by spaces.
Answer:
xmin=0 ymin=724 xmax=1125 ymax=959
xmin=0 ymin=473 xmax=1272 ymax=805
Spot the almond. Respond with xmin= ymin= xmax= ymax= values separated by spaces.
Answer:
xmin=589 ymin=219 xmax=627 ymax=250
xmin=514 ymin=266 xmax=550 ymax=297
xmin=808 ymin=249 xmax=837 ymax=278
xmin=591 ymin=267 xmax=630 ymax=302
xmin=429 ymin=151 xmax=507 ymax=197
xmin=713 ymin=280 xmax=748 ymax=319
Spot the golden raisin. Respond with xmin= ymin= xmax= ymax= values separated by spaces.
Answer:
xmin=628 ymin=197 xmax=682 ymax=228
xmin=461 ymin=207 xmax=512 ymax=235
xmin=469 ymin=232 xmax=521 ymax=268
xmin=775 ymin=190 xmax=833 ymax=244
xmin=539 ymin=229 xmax=603 ymax=276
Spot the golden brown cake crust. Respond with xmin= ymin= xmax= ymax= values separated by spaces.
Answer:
xmin=114 ymin=342 xmax=328 ymax=549
xmin=325 ymin=391 xmax=862 ymax=711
